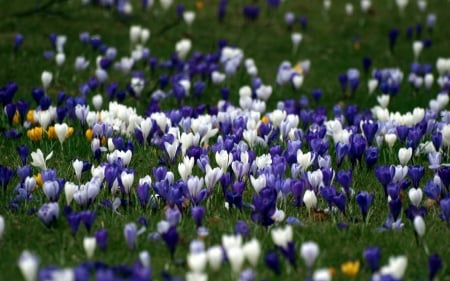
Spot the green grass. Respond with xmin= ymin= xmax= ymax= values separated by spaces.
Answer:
xmin=0 ymin=0 xmax=450 ymax=280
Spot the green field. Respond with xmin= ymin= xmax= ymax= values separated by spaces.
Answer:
xmin=0 ymin=0 xmax=449 ymax=280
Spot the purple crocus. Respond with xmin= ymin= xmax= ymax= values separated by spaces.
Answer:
xmin=80 ymin=210 xmax=96 ymax=233
xmin=95 ymin=229 xmax=108 ymax=251
xmin=365 ymin=146 xmax=379 ymax=169
xmin=349 ymin=134 xmax=367 ymax=167
xmin=0 ymin=165 xmax=14 ymax=192
xmin=38 ymin=202 xmax=59 ymax=226
xmin=389 ymin=28 xmax=399 ymax=51
xmin=265 ymin=251 xmax=281 ymax=275
xmin=14 ymin=33 xmax=24 ymax=51
xmin=375 ymin=165 xmax=393 ymax=198
xmin=158 ymin=221 xmax=179 ymax=258
xmin=136 ymin=182 xmax=150 ymax=208
xmin=243 ymin=5 xmax=260 ymax=21
xmin=408 ymin=165 xmax=425 ymax=188
xmin=428 ymin=254 xmax=442 ymax=281
xmin=235 ymin=220 xmax=250 ymax=237
xmin=191 ymin=205 xmax=205 ymax=227
xmin=124 ymin=223 xmax=138 ymax=250
xmin=66 ymin=212 xmax=81 ymax=235
xmin=363 ymin=246 xmax=381 ymax=272
xmin=439 ymin=196 xmax=450 ymax=223
xmin=251 ymin=187 xmax=277 ymax=227
xmin=336 ymin=170 xmax=352 ymax=196
xmin=356 ymin=191 xmax=374 ymax=222
xmin=438 ymin=167 xmax=450 ymax=191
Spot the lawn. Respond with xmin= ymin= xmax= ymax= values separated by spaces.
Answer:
xmin=0 ymin=0 xmax=449 ymax=280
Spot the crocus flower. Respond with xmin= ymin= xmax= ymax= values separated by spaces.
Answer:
xmin=158 ymin=220 xmax=178 ymax=258
xmin=300 ymin=241 xmax=319 ymax=269
xmin=428 ymin=254 xmax=442 ymax=281
xmin=207 ymin=245 xmax=223 ymax=271
xmin=30 ymin=149 xmax=53 ymax=170
xmin=341 ymin=260 xmax=360 ymax=277
xmin=265 ymin=251 xmax=281 ymax=275
xmin=95 ymin=229 xmax=108 ymax=251
xmin=124 ymin=223 xmax=138 ymax=250
xmin=389 ymin=28 xmax=399 ymax=51
xmin=18 ymin=250 xmax=39 ymax=281
xmin=0 ymin=215 xmax=4 ymax=240
xmin=83 ymin=237 xmax=96 ymax=259
xmin=363 ymin=246 xmax=381 ymax=272
xmin=14 ymin=33 xmax=24 ymax=51
xmin=356 ymin=191 xmax=374 ymax=222
xmin=38 ymin=202 xmax=59 ymax=226
xmin=0 ymin=165 xmax=14 ymax=192
xmin=439 ymin=196 xmax=450 ymax=222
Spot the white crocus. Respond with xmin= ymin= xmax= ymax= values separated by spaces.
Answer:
xmin=398 ymin=147 xmax=412 ymax=165
xmin=408 ymin=188 xmax=423 ymax=207
xmin=242 ymin=238 xmax=261 ymax=266
xmin=30 ymin=149 xmax=53 ymax=170
xmin=54 ymin=123 xmax=69 ymax=145
xmin=0 ymin=215 xmax=4 ymax=239
xmin=313 ymin=268 xmax=331 ymax=281
xmin=160 ymin=0 xmax=173 ymax=11
xmin=376 ymin=94 xmax=390 ymax=108
xmin=380 ymin=255 xmax=408 ymax=279
xmin=83 ymin=237 xmax=96 ymax=259
xmin=18 ymin=250 xmax=39 ymax=281
xmin=92 ymin=94 xmax=103 ymax=111
xmin=297 ymin=150 xmax=314 ymax=172
xmin=120 ymin=171 xmax=134 ymax=194
xmin=291 ymin=32 xmax=302 ymax=53
xmin=64 ymin=182 xmax=78 ymax=205
xmin=55 ymin=52 xmax=65 ymax=67
xmin=207 ymin=245 xmax=223 ymax=271
xmin=414 ymin=216 xmax=426 ymax=238
xmin=187 ymin=251 xmax=207 ymax=273
xmin=175 ymin=39 xmax=192 ymax=60
xmin=72 ymin=159 xmax=84 ymax=183
xmin=385 ymin=133 xmax=397 ymax=149
xmin=183 ymin=11 xmax=196 ymax=27
xmin=250 ymin=174 xmax=266 ymax=194
xmin=271 ymin=225 xmax=293 ymax=249
xmin=215 ymin=150 xmax=233 ymax=173
xmin=301 ymin=241 xmax=320 ymax=268
xmin=139 ymin=251 xmax=151 ymax=268
xmin=41 ymin=71 xmax=53 ymax=90
xmin=413 ymin=41 xmax=423 ymax=61
xmin=303 ymin=190 xmax=317 ymax=213
xmin=227 ymin=247 xmax=245 ymax=273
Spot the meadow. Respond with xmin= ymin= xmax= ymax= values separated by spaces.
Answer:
xmin=0 ymin=0 xmax=449 ymax=280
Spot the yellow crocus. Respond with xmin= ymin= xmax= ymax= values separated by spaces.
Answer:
xmin=67 ymin=127 xmax=74 ymax=138
xmin=26 ymin=110 xmax=35 ymax=123
xmin=46 ymin=126 xmax=57 ymax=140
xmin=27 ymin=127 xmax=43 ymax=141
xmin=341 ymin=260 xmax=360 ymax=277
xmin=34 ymin=173 xmax=43 ymax=187
xmin=85 ymin=128 xmax=93 ymax=141
xmin=13 ymin=111 xmax=20 ymax=124
xmin=195 ymin=0 xmax=204 ymax=10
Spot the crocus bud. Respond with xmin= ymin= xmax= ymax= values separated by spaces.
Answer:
xmin=41 ymin=71 xmax=53 ymax=90
xmin=413 ymin=216 xmax=425 ymax=238
xmin=303 ymin=189 xmax=317 ymax=212
xmin=183 ymin=11 xmax=196 ymax=27
xmin=301 ymin=241 xmax=319 ymax=268
xmin=242 ymin=238 xmax=261 ymax=266
xmin=0 ymin=215 xmax=4 ymax=239
xmin=207 ymin=245 xmax=223 ymax=271
xmin=18 ymin=250 xmax=39 ymax=281
xmin=83 ymin=236 xmax=96 ymax=259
